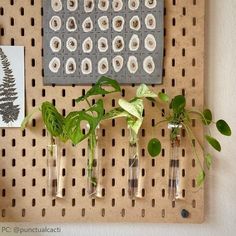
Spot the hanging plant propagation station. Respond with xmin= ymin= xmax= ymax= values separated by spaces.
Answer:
xmin=22 ymin=79 xmax=232 ymax=202
xmin=0 ymin=0 xmax=231 ymax=224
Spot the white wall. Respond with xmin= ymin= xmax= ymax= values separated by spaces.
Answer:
xmin=1 ymin=0 xmax=236 ymax=235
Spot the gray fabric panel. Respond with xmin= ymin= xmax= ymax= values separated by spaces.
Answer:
xmin=43 ymin=0 xmax=164 ymax=85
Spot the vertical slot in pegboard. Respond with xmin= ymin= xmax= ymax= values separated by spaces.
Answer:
xmin=0 ymin=0 xmax=205 ymax=223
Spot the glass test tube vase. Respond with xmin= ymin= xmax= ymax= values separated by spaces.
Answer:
xmin=128 ymin=128 xmax=141 ymax=199
xmin=47 ymin=136 xmax=64 ymax=198
xmin=87 ymin=125 xmax=102 ymax=199
xmin=168 ymin=123 xmax=183 ymax=201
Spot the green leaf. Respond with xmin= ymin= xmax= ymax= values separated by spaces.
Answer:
xmin=172 ymin=95 xmax=186 ymax=112
xmin=205 ymin=135 xmax=221 ymax=152
xmin=118 ymin=98 xmax=144 ymax=120
xmin=104 ymin=98 xmax=144 ymax=136
xmin=86 ymin=99 xmax=104 ymax=122
xmin=146 ymin=97 xmax=157 ymax=103
xmin=158 ymin=92 xmax=169 ymax=103
xmin=76 ymin=76 xmax=121 ymax=103
xmin=122 ymin=99 xmax=144 ymax=135
xmin=136 ymin=84 xmax=157 ymax=98
xmin=65 ymin=100 xmax=104 ymax=145
xmin=41 ymin=102 xmax=65 ymax=138
xmin=102 ymin=107 xmax=129 ymax=120
xmin=205 ymin=153 xmax=212 ymax=169
xmin=21 ymin=107 xmax=40 ymax=130
xmin=103 ymin=107 xmax=143 ymax=135
xmin=65 ymin=111 xmax=95 ymax=145
xmin=127 ymin=116 xmax=143 ymax=135
xmin=216 ymin=119 xmax=232 ymax=136
xmin=202 ymin=109 xmax=212 ymax=125
xmin=147 ymin=138 xmax=162 ymax=157
xmin=59 ymin=128 xmax=69 ymax=143
xmin=196 ymin=170 xmax=205 ymax=186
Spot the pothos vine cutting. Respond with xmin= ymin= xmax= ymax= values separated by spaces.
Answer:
xmin=75 ymin=79 xmax=154 ymax=198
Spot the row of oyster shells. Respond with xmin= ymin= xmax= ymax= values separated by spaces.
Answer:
xmin=49 ymin=55 xmax=155 ymax=75
xmin=51 ymin=0 xmax=157 ymax=13
xmin=49 ymin=14 xmax=156 ymax=32
xmin=50 ymin=34 xmax=157 ymax=53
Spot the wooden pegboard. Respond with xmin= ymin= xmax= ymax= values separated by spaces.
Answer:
xmin=0 ymin=0 xmax=205 ymax=223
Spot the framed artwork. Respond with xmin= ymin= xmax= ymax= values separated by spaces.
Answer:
xmin=0 ymin=46 xmax=25 ymax=128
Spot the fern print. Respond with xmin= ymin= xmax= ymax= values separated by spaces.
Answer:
xmin=0 ymin=47 xmax=20 ymax=124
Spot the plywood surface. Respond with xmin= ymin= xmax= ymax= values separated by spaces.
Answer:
xmin=0 ymin=0 xmax=205 ymax=223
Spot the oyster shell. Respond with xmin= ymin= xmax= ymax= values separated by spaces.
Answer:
xmin=143 ymin=56 xmax=155 ymax=74
xmin=144 ymin=34 xmax=156 ymax=52
xmin=128 ymin=0 xmax=140 ymax=11
xmin=98 ymin=37 xmax=108 ymax=52
xmin=84 ymin=0 xmax=95 ymax=13
xmin=66 ymin=17 xmax=77 ymax=32
xmin=112 ymin=36 xmax=124 ymax=52
xmin=98 ymin=0 xmax=109 ymax=11
xmin=51 ymin=0 xmax=62 ymax=12
xmin=65 ymin=58 xmax=76 ymax=74
xmin=130 ymin=16 xmax=141 ymax=31
xmin=112 ymin=16 xmax=124 ymax=32
xmin=112 ymin=55 xmax=124 ymax=72
xmin=50 ymin=36 xmax=62 ymax=52
xmin=82 ymin=17 xmax=93 ymax=32
xmin=98 ymin=16 xmax=109 ymax=31
xmin=81 ymin=58 xmax=92 ymax=75
xmin=66 ymin=37 xmax=77 ymax=52
xmin=67 ymin=0 xmax=78 ymax=11
xmin=129 ymin=34 xmax=140 ymax=51
xmin=49 ymin=57 xmax=60 ymax=73
xmin=98 ymin=58 xmax=109 ymax=74
xmin=127 ymin=56 xmax=138 ymax=74
xmin=145 ymin=14 xmax=156 ymax=30
xmin=112 ymin=0 xmax=123 ymax=12
xmin=49 ymin=16 xmax=61 ymax=31
xmin=82 ymin=37 xmax=93 ymax=53
xmin=145 ymin=0 xmax=157 ymax=9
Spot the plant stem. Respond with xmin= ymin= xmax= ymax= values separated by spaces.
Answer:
xmin=154 ymin=119 xmax=168 ymax=127
xmin=129 ymin=128 xmax=138 ymax=144
xmin=87 ymin=130 xmax=97 ymax=187
xmin=128 ymin=128 xmax=140 ymax=199
xmin=182 ymin=122 xmax=204 ymax=171
xmin=86 ymin=98 xmax=97 ymax=118
xmin=47 ymin=134 xmax=58 ymax=198
xmin=149 ymin=98 xmax=170 ymax=118
xmin=188 ymin=110 xmax=216 ymax=127
xmin=50 ymin=134 xmax=55 ymax=156
xmin=189 ymin=117 xmax=213 ymax=137
xmin=85 ymin=98 xmax=92 ymax=108
xmin=184 ymin=120 xmax=205 ymax=151
xmin=187 ymin=110 xmax=204 ymax=117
